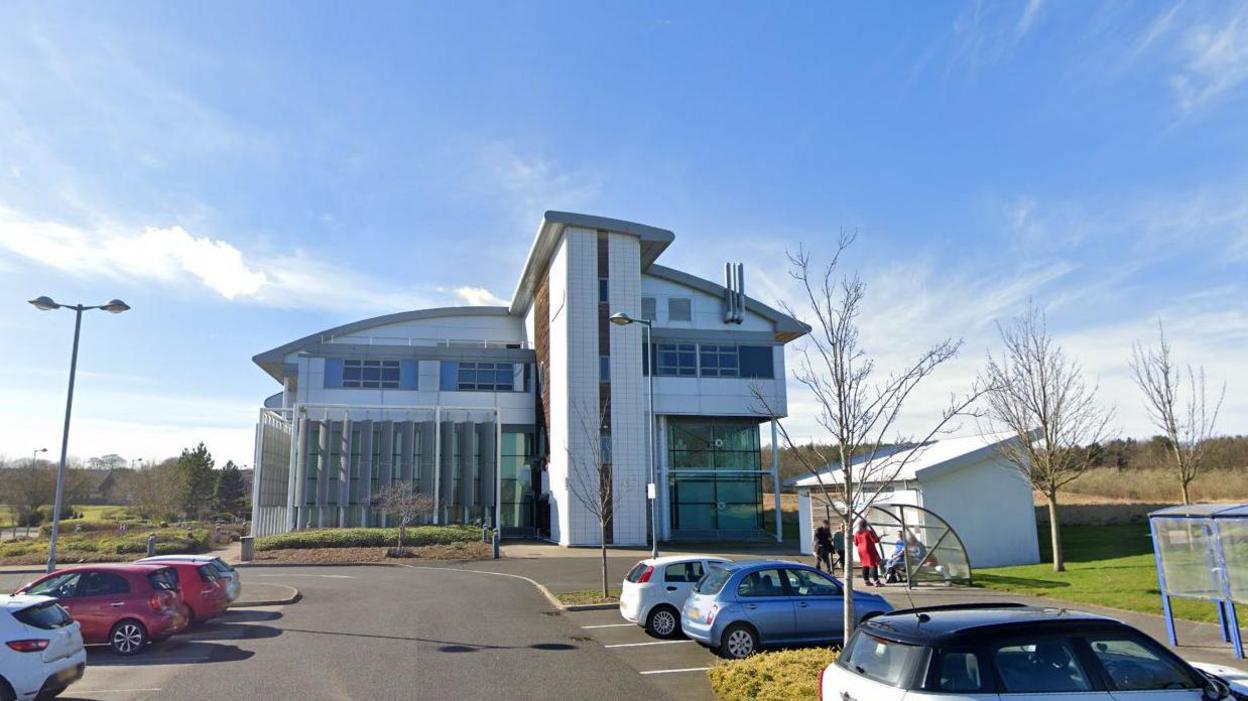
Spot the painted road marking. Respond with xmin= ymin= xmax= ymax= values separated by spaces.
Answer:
xmin=604 ymin=640 xmax=694 ymax=649
xmin=640 ymin=667 xmax=710 ymax=675
xmin=581 ymin=623 xmax=634 ymax=629
xmin=92 ymin=656 xmax=211 ymax=666
xmin=71 ymin=689 xmax=163 ymax=693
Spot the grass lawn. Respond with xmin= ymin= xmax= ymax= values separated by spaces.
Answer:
xmin=976 ymin=522 xmax=1222 ymax=623
xmin=554 ymin=588 xmax=621 ymax=606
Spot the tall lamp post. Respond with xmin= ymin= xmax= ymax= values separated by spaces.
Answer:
xmin=608 ymin=312 xmax=658 ymax=558
xmin=29 ymin=295 xmax=130 ymax=573
xmin=31 ymin=447 xmax=47 ymax=464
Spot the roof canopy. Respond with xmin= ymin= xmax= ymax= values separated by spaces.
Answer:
xmin=788 ymin=431 xmax=1025 ymax=489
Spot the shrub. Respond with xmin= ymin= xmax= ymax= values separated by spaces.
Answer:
xmin=706 ymin=647 xmax=839 ymax=701
xmin=256 ymin=525 xmax=480 ymax=551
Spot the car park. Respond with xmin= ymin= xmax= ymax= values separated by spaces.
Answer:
xmin=620 ymin=555 xmax=731 ymax=638
xmin=0 ymin=595 xmax=86 ymax=701
xmin=145 ymin=560 xmax=230 ymax=624
xmin=821 ymin=603 xmax=1240 ymax=701
xmin=14 ymin=564 xmax=188 ymax=656
xmin=138 ymin=555 xmax=241 ymax=602
xmin=681 ymin=560 xmax=893 ymax=659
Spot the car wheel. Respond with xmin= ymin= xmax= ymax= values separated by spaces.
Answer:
xmin=181 ymin=603 xmax=196 ymax=625
xmin=719 ymin=623 xmax=759 ymax=659
xmin=35 ymin=686 xmax=66 ymax=701
xmin=0 ymin=678 xmax=16 ymax=701
xmin=645 ymin=606 xmax=681 ymax=639
xmin=109 ymin=619 xmax=148 ymax=656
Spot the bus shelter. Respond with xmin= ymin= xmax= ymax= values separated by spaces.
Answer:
xmin=861 ymin=503 xmax=973 ymax=587
xmin=1149 ymin=504 xmax=1248 ymax=658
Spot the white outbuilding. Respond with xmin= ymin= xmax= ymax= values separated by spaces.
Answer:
xmin=791 ymin=432 xmax=1041 ymax=569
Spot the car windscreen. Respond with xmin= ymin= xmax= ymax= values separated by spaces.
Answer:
xmin=624 ymin=562 xmax=650 ymax=583
xmin=841 ymin=630 xmax=924 ymax=688
xmin=147 ymin=568 xmax=179 ymax=591
xmin=13 ymin=601 xmax=73 ymax=629
xmin=210 ymin=558 xmax=235 ymax=574
xmin=693 ymin=565 xmax=732 ymax=595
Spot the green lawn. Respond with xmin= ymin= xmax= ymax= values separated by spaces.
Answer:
xmin=976 ymin=523 xmax=1222 ymax=623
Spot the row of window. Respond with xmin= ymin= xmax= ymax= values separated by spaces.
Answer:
xmin=648 ymin=343 xmax=774 ymax=379
xmin=342 ymin=359 xmax=400 ymax=389
xmin=639 ymin=296 xmax=691 ymax=323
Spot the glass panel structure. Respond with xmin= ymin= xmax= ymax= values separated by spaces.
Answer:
xmin=500 ymin=432 xmax=535 ymax=531
xmin=862 ymin=503 xmax=973 ymax=586
xmin=668 ymin=419 xmax=764 ymax=535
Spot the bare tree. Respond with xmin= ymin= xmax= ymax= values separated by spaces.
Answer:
xmin=754 ymin=232 xmax=985 ymax=640
xmin=980 ymin=303 xmax=1113 ymax=573
xmin=5 ymin=463 xmax=56 ymax=537
xmin=1130 ymin=320 xmax=1226 ymax=505
xmin=567 ymin=399 xmax=620 ymax=598
xmin=373 ymin=482 xmax=435 ymax=554
xmin=128 ymin=459 xmax=187 ymax=522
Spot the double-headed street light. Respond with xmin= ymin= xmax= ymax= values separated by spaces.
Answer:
xmin=609 ymin=311 xmax=658 ymax=559
xmin=29 ymin=295 xmax=130 ymax=573
xmin=31 ymin=447 xmax=47 ymax=464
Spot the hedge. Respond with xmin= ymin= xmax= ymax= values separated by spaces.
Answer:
xmin=706 ymin=647 xmax=839 ymax=701
xmin=0 ymin=527 xmax=210 ymax=559
xmin=255 ymin=525 xmax=481 ymax=551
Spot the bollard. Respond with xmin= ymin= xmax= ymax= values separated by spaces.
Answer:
xmin=146 ymin=534 xmax=156 ymax=557
xmin=492 ymin=528 xmax=500 ymax=560
xmin=240 ymin=535 xmax=255 ymax=562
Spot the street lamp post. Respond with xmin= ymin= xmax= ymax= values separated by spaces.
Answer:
xmin=31 ymin=448 xmax=47 ymax=464
xmin=609 ymin=312 xmax=658 ymax=558
xmin=29 ymin=295 xmax=130 ymax=573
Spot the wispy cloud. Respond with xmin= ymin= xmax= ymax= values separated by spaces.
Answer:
xmin=1017 ymin=0 xmax=1045 ymax=37
xmin=0 ymin=206 xmax=443 ymax=313
xmin=460 ymin=142 xmax=603 ymax=228
xmin=1169 ymin=8 xmax=1248 ymax=112
xmin=453 ymin=286 xmax=508 ymax=306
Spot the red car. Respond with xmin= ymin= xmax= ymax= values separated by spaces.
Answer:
xmin=154 ymin=560 xmax=230 ymax=624
xmin=15 ymin=564 xmax=188 ymax=656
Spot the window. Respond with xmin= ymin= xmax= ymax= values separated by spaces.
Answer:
xmin=599 ymin=278 xmax=609 ymax=303
xmin=736 ymin=569 xmax=788 ymax=597
xmin=993 ymin=640 xmax=1092 ymax=693
xmin=700 ymin=344 xmax=739 ymax=377
xmin=668 ymin=297 xmax=692 ymax=322
xmin=668 ymin=420 xmax=761 ymax=470
xmin=600 ymin=432 xmax=612 ymax=464
xmin=1086 ymin=635 xmax=1199 ymax=691
xmin=456 ymin=362 xmax=516 ymax=391
xmin=147 ymin=569 xmax=178 ymax=592
xmin=26 ymin=573 xmax=80 ymax=599
xmin=931 ymin=651 xmax=984 ymax=693
xmin=665 ymin=561 xmax=706 ymax=583
xmin=840 ymin=632 xmax=924 ymax=688
xmin=783 ymin=568 xmax=840 ymax=596
xmin=641 ymin=297 xmax=656 ymax=321
xmin=343 ymin=359 xmax=400 ymax=389
xmin=196 ymin=564 xmax=221 ymax=583
xmin=77 ymin=572 xmax=131 ymax=597
xmin=600 ymin=355 xmax=610 ymax=382
xmin=656 ymin=343 xmax=697 ymax=377
xmin=694 ymin=565 xmax=732 ymax=595
xmin=13 ymin=602 xmax=72 ymax=630
xmin=625 ymin=562 xmax=651 ymax=583
xmin=739 ymin=346 xmax=775 ymax=379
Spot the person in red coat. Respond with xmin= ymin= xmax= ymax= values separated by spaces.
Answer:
xmin=853 ymin=520 xmax=883 ymax=587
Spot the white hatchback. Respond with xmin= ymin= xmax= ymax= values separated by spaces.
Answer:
xmin=620 ymin=556 xmax=730 ymax=638
xmin=0 ymin=595 xmax=86 ymax=701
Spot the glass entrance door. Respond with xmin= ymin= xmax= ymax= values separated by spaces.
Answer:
xmin=667 ymin=418 xmax=765 ymax=537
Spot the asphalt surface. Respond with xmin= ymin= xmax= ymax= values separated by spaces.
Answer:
xmin=0 ymin=566 xmax=677 ymax=701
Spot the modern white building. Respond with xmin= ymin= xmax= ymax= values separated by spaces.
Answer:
xmin=250 ymin=211 xmax=809 ymax=546
xmin=792 ymin=432 xmax=1041 ymax=568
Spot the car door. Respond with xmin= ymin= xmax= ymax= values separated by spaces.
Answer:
xmin=661 ymin=561 xmax=703 ymax=609
xmin=991 ymin=636 xmax=1112 ymax=701
xmin=904 ymin=647 xmax=1002 ymax=701
xmin=71 ymin=571 xmax=133 ymax=642
xmin=735 ymin=568 xmax=797 ymax=643
xmin=1078 ymin=633 xmax=1204 ymax=701
xmin=21 ymin=572 xmax=82 ymax=620
xmin=783 ymin=568 xmax=844 ymax=642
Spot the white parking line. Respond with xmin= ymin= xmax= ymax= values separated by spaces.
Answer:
xmin=91 ymin=657 xmax=210 ymax=666
xmin=603 ymin=640 xmax=694 ymax=649
xmin=71 ymin=689 xmax=162 ymax=693
xmin=581 ymin=623 xmax=634 ymax=629
xmin=253 ymin=573 xmax=356 ymax=579
xmin=640 ymin=667 xmax=710 ymax=675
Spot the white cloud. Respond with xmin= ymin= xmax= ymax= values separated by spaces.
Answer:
xmin=1170 ymin=9 xmax=1248 ymax=112
xmin=1017 ymin=0 xmax=1045 ymax=36
xmin=461 ymin=142 xmax=603 ymax=227
xmin=0 ymin=206 xmax=444 ymax=313
xmin=454 ymin=286 xmax=507 ymax=306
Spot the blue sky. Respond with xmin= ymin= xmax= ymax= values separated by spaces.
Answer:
xmin=1 ymin=1 xmax=1245 ymax=466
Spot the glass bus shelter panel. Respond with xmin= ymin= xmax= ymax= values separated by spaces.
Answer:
xmin=863 ymin=504 xmax=971 ymax=586
xmin=1212 ymin=517 xmax=1248 ymax=604
xmin=1153 ymin=516 xmax=1222 ymax=600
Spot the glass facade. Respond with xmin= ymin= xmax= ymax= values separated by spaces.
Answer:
xmin=668 ymin=419 xmax=764 ymax=533
xmin=500 ymin=432 xmax=535 ymax=530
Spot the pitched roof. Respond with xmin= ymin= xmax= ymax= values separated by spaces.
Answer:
xmin=788 ymin=431 xmax=1025 ymax=488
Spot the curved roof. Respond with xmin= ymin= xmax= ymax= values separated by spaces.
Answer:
xmin=252 ymin=306 xmax=510 ymax=381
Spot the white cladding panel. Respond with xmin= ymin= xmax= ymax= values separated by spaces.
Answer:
xmin=641 ymin=273 xmax=773 ymax=332
xmin=607 ymin=232 xmax=647 ymax=546
xmin=546 ymin=238 xmax=571 ymax=545
xmin=917 ymin=458 xmax=1041 ymax=568
xmin=330 ymin=313 xmax=524 ymax=345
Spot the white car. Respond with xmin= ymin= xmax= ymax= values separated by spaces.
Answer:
xmin=138 ymin=555 xmax=241 ymax=602
xmin=620 ymin=556 xmax=730 ymax=638
xmin=0 ymin=595 xmax=86 ymax=701
xmin=822 ymin=603 xmax=1237 ymax=701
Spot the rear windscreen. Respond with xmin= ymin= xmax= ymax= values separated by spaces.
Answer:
xmin=841 ymin=631 xmax=924 ymax=688
xmin=625 ymin=562 xmax=649 ymax=583
xmin=148 ymin=569 xmax=178 ymax=591
xmin=693 ymin=566 xmax=732 ymax=595
xmin=14 ymin=602 xmax=72 ymax=630
xmin=211 ymin=558 xmax=235 ymax=574
xmin=197 ymin=564 xmax=220 ymax=583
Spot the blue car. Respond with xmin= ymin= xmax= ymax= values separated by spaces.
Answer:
xmin=680 ymin=560 xmax=892 ymax=659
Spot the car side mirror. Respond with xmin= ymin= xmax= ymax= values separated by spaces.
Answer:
xmin=1203 ymin=677 xmax=1231 ymax=701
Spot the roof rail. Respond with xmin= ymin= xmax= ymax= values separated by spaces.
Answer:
xmin=879 ymin=602 xmax=1030 ymax=618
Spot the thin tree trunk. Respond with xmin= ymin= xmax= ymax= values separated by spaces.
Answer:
xmin=1180 ymin=479 xmax=1191 ymax=506
xmin=1047 ymin=493 xmax=1064 ymax=573
xmin=601 ymin=523 xmax=609 ymax=598
xmin=842 ymin=516 xmax=856 ymax=642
